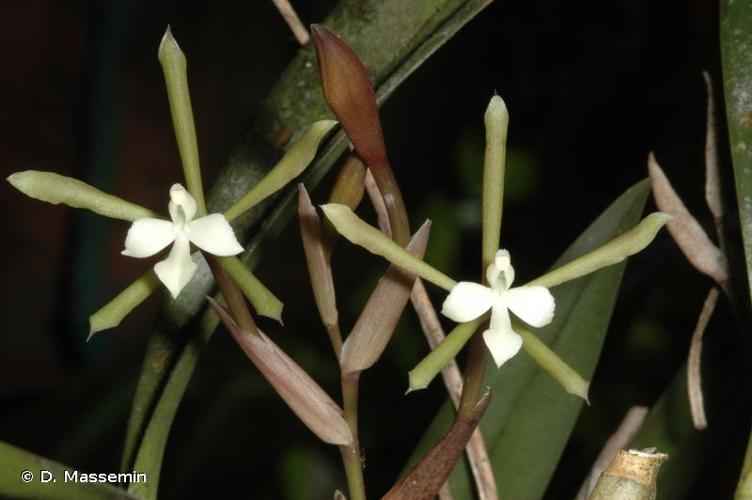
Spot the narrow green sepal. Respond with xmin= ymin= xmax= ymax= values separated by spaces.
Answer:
xmin=528 ymin=212 xmax=672 ymax=289
xmin=407 ymin=315 xmax=486 ymax=393
xmin=88 ymin=270 xmax=161 ymax=338
xmin=217 ymin=256 xmax=283 ymax=323
xmin=8 ymin=171 xmax=158 ymax=221
xmin=516 ymin=324 xmax=590 ymax=402
xmin=224 ymin=120 xmax=338 ymax=221
xmin=321 ymin=203 xmax=456 ymax=290
xmin=159 ymin=26 xmax=206 ymax=215
xmin=481 ymin=94 xmax=509 ymax=272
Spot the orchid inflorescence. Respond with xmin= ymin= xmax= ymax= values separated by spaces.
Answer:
xmin=5 ymin=21 xmax=676 ymax=500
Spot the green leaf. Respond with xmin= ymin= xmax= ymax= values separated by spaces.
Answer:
xmin=721 ymin=0 xmax=752 ymax=303
xmin=0 ymin=440 xmax=139 ymax=499
xmin=408 ymin=179 xmax=652 ymax=499
xmin=120 ymin=2 xmax=494 ymax=496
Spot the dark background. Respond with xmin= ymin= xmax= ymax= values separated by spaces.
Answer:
xmin=1 ymin=0 xmax=748 ymax=498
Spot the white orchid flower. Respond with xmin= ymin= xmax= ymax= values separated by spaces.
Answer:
xmin=441 ymin=249 xmax=556 ymax=367
xmin=122 ymin=184 xmax=244 ymax=298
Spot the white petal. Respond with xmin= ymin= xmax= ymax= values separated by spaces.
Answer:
xmin=505 ymin=285 xmax=556 ymax=327
xmin=154 ymin=233 xmax=198 ymax=299
xmin=187 ymin=214 xmax=244 ymax=256
xmin=168 ymin=184 xmax=197 ymax=223
xmin=483 ymin=303 xmax=523 ymax=367
xmin=440 ymin=282 xmax=495 ymax=323
xmin=121 ymin=218 xmax=175 ymax=258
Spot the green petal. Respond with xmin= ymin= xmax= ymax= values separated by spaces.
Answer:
xmin=217 ymin=256 xmax=283 ymax=322
xmin=321 ymin=203 xmax=456 ymax=290
xmin=528 ymin=212 xmax=671 ymax=289
xmin=7 ymin=171 xmax=158 ymax=221
xmin=159 ymin=27 xmax=207 ymax=215
xmin=481 ymin=95 xmax=509 ymax=273
xmin=89 ymin=270 xmax=161 ymax=337
xmin=224 ymin=120 xmax=337 ymax=221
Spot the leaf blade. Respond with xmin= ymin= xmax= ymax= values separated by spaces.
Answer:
xmin=721 ymin=0 xmax=752 ymax=303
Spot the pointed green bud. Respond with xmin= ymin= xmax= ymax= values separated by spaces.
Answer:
xmin=320 ymin=203 xmax=455 ymax=290
xmin=8 ymin=171 xmax=158 ymax=221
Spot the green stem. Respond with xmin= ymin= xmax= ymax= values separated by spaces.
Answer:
xmin=340 ymin=372 xmax=366 ymax=500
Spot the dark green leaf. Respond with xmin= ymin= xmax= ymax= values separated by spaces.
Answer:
xmin=721 ymin=0 xmax=752 ymax=303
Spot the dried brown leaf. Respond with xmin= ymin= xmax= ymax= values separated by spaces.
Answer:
xmin=703 ymin=71 xmax=724 ymax=221
xmin=648 ymin=153 xmax=728 ymax=283
xmin=271 ymin=0 xmax=310 ymax=45
xmin=339 ymin=221 xmax=431 ymax=374
xmin=208 ymin=298 xmax=352 ymax=445
xmin=298 ymin=185 xmax=342 ymax=355
xmin=688 ymin=287 xmax=719 ymax=430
